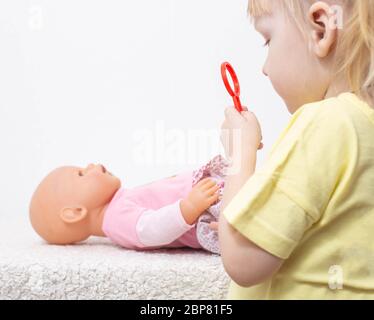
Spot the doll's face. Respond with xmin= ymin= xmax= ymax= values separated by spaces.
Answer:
xmin=29 ymin=163 xmax=121 ymax=244
xmin=66 ymin=163 xmax=121 ymax=209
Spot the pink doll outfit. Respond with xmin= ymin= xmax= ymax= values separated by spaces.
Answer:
xmin=102 ymin=155 xmax=228 ymax=254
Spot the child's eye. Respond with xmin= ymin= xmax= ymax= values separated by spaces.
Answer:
xmin=263 ymin=39 xmax=270 ymax=47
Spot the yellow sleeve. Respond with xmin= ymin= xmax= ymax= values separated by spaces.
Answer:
xmin=223 ymin=101 xmax=357 ymax=259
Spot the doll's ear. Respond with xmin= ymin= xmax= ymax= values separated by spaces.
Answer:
xmin=60 ymin=206 xmax=88 ymax=224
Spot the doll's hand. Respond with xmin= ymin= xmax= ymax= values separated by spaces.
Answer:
xmin=209 ymin=221 xmax=219 ymax=231
xmin=180 ymin=178 xmax=220 ymax=225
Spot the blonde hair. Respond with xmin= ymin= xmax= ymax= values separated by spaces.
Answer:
xmin=248 ymin=0 xmax=374 ymax=104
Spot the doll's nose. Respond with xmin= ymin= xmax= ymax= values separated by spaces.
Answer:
xmin=87 ymin=163 xmax=95 ymax=170
xmin=87 ymin=163 xmax=107 ymax=174
xmin=83 ymin=163 xmax=107 ymax=176
xmin=82 ymin=163 xmax=95 ymax=174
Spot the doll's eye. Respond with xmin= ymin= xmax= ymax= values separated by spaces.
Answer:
xmin=78 ymin=170 xmax=83 ymax=176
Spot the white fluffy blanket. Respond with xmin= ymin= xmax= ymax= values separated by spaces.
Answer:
xmin=0 ymin=219 xmax=230 ymax=300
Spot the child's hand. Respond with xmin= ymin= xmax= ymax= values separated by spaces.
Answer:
xmin=180 ymin=178 xmax=220 ymax=225
xmin=221 ymin=107 xmax=263 ymax=163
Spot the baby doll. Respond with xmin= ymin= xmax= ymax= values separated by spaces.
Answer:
xmin=29 ymin=155 xmax=228 ymax=254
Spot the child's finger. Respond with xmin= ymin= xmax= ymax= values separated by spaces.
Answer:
xmin=241 ymin=110 xmax=259 ymax=123
xmin=224 ymin=107 xmax=243 ymax=121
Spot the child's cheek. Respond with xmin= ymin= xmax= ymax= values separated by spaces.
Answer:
xmin=268 ymin=45 xmax=303 ymax=110
xmin=266 ymin=52 xmax=288 ymax=101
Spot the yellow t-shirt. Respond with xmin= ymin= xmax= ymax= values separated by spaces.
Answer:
xmin=223 ymin=92 xmax=374 ymax=299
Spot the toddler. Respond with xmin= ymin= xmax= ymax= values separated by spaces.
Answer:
xmin=219 ymin=0 xmax=374 ymax=299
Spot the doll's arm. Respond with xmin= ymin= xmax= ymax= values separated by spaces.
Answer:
xmin=136 ymin=178 xmax=220 ymax=247
xmin=136 ymin=200 xmax=195 ymax=247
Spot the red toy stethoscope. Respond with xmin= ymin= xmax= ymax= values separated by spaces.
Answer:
xmin=220 ymin=62 xmax=244 ymax=113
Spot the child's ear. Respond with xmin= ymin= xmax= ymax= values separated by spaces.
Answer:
xmin=308 ymin=1 xmax=338 ymax=58
xmin=60 ymin=206 xmax=88 ymax=223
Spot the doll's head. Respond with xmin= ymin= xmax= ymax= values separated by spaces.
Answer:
xmin=248 ymin=0 xmax=374 ymax=113
xmin=29 ymin=164 xmax=121 ymax=245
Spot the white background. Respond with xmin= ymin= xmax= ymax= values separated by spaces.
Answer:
xmin=0 ymin=0 xmax=289 ymax=227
